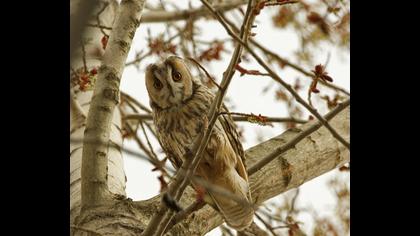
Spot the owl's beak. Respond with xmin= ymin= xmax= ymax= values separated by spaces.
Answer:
xmin=147 ymin=63 xmax=176 ymax=98
xmin=146 ymin=64 xmax=162 ymax=82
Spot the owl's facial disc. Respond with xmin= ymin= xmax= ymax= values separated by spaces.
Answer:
xmin=145 ymin=56 xmax=194 ymax=109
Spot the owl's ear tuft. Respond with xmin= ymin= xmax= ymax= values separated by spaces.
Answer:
xmin=145 ymin=63 xmax=157 ymax=72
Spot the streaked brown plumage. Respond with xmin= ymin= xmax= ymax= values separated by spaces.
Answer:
xmin=145 ymin=55 xmax=254 ymax=230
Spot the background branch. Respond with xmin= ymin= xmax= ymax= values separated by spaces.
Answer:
xmin=250 ymin=39 xmax=350 ymax=96
xmin=200 ymin=3 xmax=350 ymax=150
xmin=140 ymin=0 xmax=248 ymax=23
xmin=70 ymin=0 xmax=100 ymax=65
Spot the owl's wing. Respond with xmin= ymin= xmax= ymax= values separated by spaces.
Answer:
xmin=206 ymin=104 xmax=253 ymax=231
xmin=219 ymin=104 xmax=248 ymax=180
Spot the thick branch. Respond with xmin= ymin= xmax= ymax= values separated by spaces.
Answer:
xmin=75 ymin=105 xmax=349 ymax=235
xmin=81 ymin=0 xmax=146 ymax=208
xmin=129 ymin=104 xmax=349 ymax=235
xmin=248 ymin=99 xmax=349 ymax=174
xmin=123 ymin=113 xmax=307 ymax=124
xmin=164 ymin=105 xmax=350 ymax=235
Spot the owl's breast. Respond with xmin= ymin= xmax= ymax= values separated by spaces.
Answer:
xmin=152 ymin=84 xmax=215 ymax=168
xmin=154 ymin=105 xmax=210 ymax=166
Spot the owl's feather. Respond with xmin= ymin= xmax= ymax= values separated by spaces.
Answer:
xmin=145 ymin=56 xmax=254 ymax=230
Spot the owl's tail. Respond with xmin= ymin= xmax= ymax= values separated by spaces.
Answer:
xmin=207 ymin=168 xmax=254 ymax=231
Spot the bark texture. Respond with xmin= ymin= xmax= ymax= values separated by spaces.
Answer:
xmin=72 ymin=106 xmax=349 ymax=235
xmin=70 ymin=0 xmax=125 ymax=226
xmin=80 ymin=0 xmax=145 ymax=209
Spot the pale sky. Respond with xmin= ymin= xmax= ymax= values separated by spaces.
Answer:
xmin=119 ymin=1 xmax=349 ymax=235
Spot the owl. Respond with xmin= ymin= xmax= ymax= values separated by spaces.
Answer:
xmin=145 ymin=55 xmax=254 ymax=231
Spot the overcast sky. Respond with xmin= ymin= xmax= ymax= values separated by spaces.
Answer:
xmin=119 ymin=2 xmax=349 ymax=234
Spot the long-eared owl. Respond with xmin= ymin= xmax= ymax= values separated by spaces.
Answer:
xmin=145 ymin=55 xmax=253 ymax=230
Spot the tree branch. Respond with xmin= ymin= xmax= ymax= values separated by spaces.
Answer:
xmin=166 ymin=200 xmax=206 ymax=231
xmin=70 ymin=89 xmax=87 ymax=133
xmin=74 ymin=104 xmax=349 ymax=235
xmin=139 ymin=0 xmax=248 ymax=23
xmin=140 ymin=1 xmax=258 ymax=235
xmin=123 ymin=113 xmax=308 ymax=124
xmin=81 ymin=0 xmax=146 ymax=208
xmin=248 ymin=99 xmax=349 ymax=175
xmin=70 ymin=0 xmax=100 ymax=65
xmin=250 ymin=39 xmax=350 ymax=96
xmin=138 ymin=104 xmax=350 ymax=235
xmin=121 ymin=91 xmax=152 ymax=113
xmin=255 ymin=213 xmax=279 ymax=236
xmin=198 ymin=2 xmax=350 ymax=150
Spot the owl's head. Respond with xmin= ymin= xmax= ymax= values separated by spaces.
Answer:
xmin=145 ymin=55 xmax=199 ymax=110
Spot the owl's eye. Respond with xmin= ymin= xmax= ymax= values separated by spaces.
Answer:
xmin=172 ymin=71 xmax=182 ymax=82
xmin=153 ymin=79 xmax=163 ymax=90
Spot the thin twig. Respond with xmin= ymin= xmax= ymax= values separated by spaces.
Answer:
xmin=96 ymin=2 xmax=110 ymax=37
xmin=264 ymin=0 xmax=299 ymax=6
xmin=121 ymin=91 xmax=152 ymax=113
xmin=86 ymin=23 xmax=113 ymax=30
xmin=186 ymin=57 xmax=222 ymax=90
xmin=165 ymin=200 xmax=206 ymax=231
xmin=233 ymin=116 xmax=306 ymax=124
xmin=255 ymin=212 xmax=279 ymax=236
xmin=271 ymin=225 xmax=290 ymax=229
xmin=139 ymin=121 xmax=159 ymax=161
xmin=224 ymin=15 xmax=350 ymax=96
xmin=81 ymin=42 xmax=88 ymax=73
xmin=72 ymin=137 xmax=171 ymax=172
xmin=220 ymin=225 xmax=236 ymax=236
xmin=125 ymin=33 xmax=180 ymax=67
xmin=120 ymin=100 xmax=167 ymax=176
xmin=70 ymin=0 xmax=100 ymax=66
xmin=144 ymin=122 xmax=159 ymax=139
xmin=287 ymin=188 xmax=300 ymax=217
xmin=200 ymin=5 xmax=350 ymax=150
xmin=125 ymin=51 xmax=153 ymax=66
xmin=125 ymin=121 xmax=158 ymax=162
xmin=308 ymin=87 xmax=314 ymax=107
xmin=250 ymin=39 xmax=350 ymax=96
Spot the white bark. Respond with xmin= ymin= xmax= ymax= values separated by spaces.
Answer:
xmin=72 ymin=106 xmax=349 ymax=235
xmin=70 ymin=0 xmax=125 ymax=225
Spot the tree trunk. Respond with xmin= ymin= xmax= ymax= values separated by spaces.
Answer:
xmin=70 ymin=0 xmax=125 ymax=225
